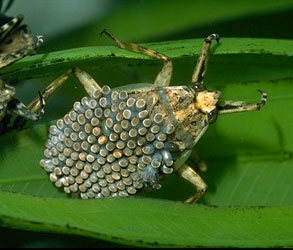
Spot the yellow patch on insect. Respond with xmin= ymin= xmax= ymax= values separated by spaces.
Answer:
xmin=195 ymin=90 xmax=221 ymax=113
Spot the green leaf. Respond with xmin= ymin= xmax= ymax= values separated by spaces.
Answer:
xmin=1 ymin=192 xmax=293 ymax=248
xmin=2 ymin=192 xmax=293 ymax=248
xmin=0 ymin=37 xmax=293 ymax=247
xmin=1 ymin=37 xmax=293 ymax=81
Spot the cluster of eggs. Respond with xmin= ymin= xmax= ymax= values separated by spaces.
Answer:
xmin=40 ymin=85 xmax=176 ymax=199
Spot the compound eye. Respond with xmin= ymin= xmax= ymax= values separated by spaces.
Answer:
xmin=207 ymin=109 xmax=218 ymax=124
xmin=193 ymin=83 xmax=207 ymax=92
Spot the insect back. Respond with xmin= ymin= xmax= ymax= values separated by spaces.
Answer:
xmin=40 ymin=84 xmax=211 ymax=199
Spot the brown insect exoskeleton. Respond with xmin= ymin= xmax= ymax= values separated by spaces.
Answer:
xmin=0 ymin=0 xmax=44 ymax=132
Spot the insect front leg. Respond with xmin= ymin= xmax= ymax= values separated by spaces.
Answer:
xmin=101 ymin=29 xmax=173 ymax=87
xmin=191 ymin=34 xmax=219 ymax=88
xmin=218 ymin=90 xmax=267 ymax=114
xmin=177 ymin=163 xmax=208 ymax=204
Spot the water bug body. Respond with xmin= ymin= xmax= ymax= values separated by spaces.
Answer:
xmin=39 ymin=30 xmax=267 ymax=203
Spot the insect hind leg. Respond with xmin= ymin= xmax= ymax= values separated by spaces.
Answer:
xmin=27 ymin=67 xmax=102 ymax=114
xmin=177 ymin=164 xmax=208 ymax=203
xmin=101 ymin=29 xmax=173 ymax=87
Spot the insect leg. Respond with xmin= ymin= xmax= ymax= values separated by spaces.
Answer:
xmin=191 ymin=34 xmax=219 ymax=88
xmin=26 ymin=69 xmax=74 ymax=114
xmin=8 ymin=91 xmax=45 ymax=121
xmin=27 ymin=67 xmax=102 ymax=114
xmin=73 ymin=67 xmax=102 ymax=95
xmin=218 ymin=90 xmax=267 ymax=114
xmin=13 ymin=68 xmax=101 ymax=128
xmin=12 ymin=70 xmax=72 ymax=128
xmin=0 ymin=14 xmax=22 ymax=42
xmin=101 ymin=29 xmax=172 ymax=87
xmin=177 ymin=163 xmax=208 ymax=203
xmin=189 ymin=151 xmax=208 ymax=173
